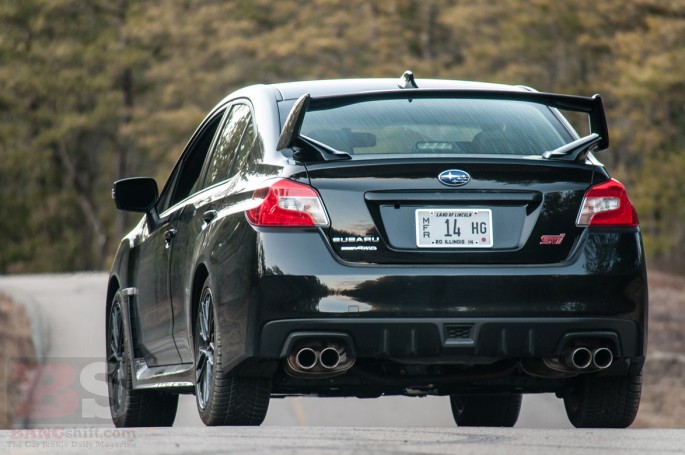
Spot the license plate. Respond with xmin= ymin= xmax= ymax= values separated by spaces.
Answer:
xmin=415 ymin=209 xmax=493 ymax=248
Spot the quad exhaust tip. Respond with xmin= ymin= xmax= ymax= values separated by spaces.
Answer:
xmin=319 ymin=347 xmax=341 ymax=369
xmin=286 ymin=340 xmax=355 ymax=378
xmin=294 ymin=347 xmax=318 ymax=370
xmin=592 ymin=347 xmax=614 ymax=369
xmin=567 ymin=347 xmax=593 ymax=370
xmin=562 ymin=345 xmax=614 ymax=371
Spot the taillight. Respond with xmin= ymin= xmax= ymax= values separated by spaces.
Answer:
xmin=246 ymin=178 xmax=329 ymax=227
xmin=576 ymin=178 xmax=639 ymax=227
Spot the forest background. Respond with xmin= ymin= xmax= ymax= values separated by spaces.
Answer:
xmin=0 ymin=0 xmax=683 ymax=274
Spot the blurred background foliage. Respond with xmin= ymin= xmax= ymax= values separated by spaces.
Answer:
xmin=0 ymin=0 xmax=683 ymax=273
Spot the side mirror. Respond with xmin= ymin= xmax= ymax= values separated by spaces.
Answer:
xmin=112 ymin=177 xmax=159 ymax=212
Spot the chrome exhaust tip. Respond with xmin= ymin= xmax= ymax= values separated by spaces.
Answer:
xmin=592 ymin=347 xmax=613 ymax=369
xmin=566 ymin=347 xmax=593 ymax=370
xmin=295 ymin=347 xmax=318 ymax=370
xmin=319 ymin=347 xmax=341 ymax=369
xmin=284 ymin=339 xmax=356 ymax=378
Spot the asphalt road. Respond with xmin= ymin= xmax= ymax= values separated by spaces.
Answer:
xmin=9 ymin=274 xmax=682 ymax=454
xmin=3 ymin=427 xmax=685 ymax=455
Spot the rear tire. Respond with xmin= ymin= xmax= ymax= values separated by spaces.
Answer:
xmin=449 ymin=392 xmax=522 ymax=427
xmin=194 ymin=277 xmax=271 ymax=426
xmin=563 ymin=373 xmax=642 ymax=428
xmin=106 ymin=291 xmax=179 ymax=427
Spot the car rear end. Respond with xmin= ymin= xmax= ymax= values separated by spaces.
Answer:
xmin=248 ymin=81 xmax=646 ymax=427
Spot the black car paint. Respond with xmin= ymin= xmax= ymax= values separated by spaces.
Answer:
xmin=305 ymin=158 xmax=600 ymax=264
xmin=108 ymin=79 xmax=647 ymax=399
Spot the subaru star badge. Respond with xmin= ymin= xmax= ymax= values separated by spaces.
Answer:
xmin=438 ymin=169 xmax=470 ymax=186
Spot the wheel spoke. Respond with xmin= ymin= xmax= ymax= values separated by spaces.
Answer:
xmin=196 ymin=348 xmax=208 ymax=380
xmin=111 ymin=312 xmax=120 ymax=348
xmin=199 ymin=295 xmax=212 ymax=343
xmin=196 ymin=360 xmax=209 ymax=407
xmin=196 ymin=357 xmax=206 ymax=380
xmin=199 ymin=304 xmax=208 ymax=342
xmin=207 ymin=343 xmax=214 ymax=365
xmin=114 ymin=365 xmax=125 ymax=411
xmin=203 ymin=360 xmax=212 ymax=403
xmin=107 ymin=356 xmax=120 ymax=375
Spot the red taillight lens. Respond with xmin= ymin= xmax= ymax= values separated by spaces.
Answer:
xmin=576 ymin=178 xmax=639 ymax=227
xmin=246 ymin=178 xmax=329 ymax=227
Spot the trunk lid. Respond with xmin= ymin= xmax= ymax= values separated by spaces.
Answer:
xmin=306 ymin=158 xmax=596 ymax=265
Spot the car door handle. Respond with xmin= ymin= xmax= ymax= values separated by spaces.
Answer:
xmin=164 ymin=228 xmax=177 ymax=244
xmin=202 ymin=210 xmax=218 ymax=224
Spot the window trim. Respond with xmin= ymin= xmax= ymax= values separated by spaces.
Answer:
xmin=155 ymin=105 xmax=228 ymax=217
xmin=197 ymin=98 xmax=258 ymax=191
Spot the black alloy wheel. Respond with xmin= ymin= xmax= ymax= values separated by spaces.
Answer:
xmin=195 ymin=284 xmax=215 ymax=411
xmin=107 ymin=300 xmax=126 ymax=417
xmin=449 ymin=392 xmax=522 ymax=427
xmin=194 ymin=277 xmax=271 ymax=426
xmin=106 ymin=291 xmax=179 ymax=427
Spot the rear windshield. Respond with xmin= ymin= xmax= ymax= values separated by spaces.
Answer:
xmin=296 ymin=97 xmax=573 ymax=157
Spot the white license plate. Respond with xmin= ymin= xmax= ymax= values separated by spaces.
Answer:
xmin=415 ymin=209 xmax=493 ymax=248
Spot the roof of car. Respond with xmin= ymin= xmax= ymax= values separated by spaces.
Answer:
xmin=267 ymin=78 xmax=528 ymax=101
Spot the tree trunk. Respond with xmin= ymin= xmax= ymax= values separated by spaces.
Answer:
xmin=54 ymin=142 xmax=107 ymax=267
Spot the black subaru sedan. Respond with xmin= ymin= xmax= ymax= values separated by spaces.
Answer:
xmin=107 ymin=73 xmax=647 ymax=428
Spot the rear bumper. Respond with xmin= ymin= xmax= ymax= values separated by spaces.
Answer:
xmin=237 ymin=227 xmax=647 ymax=372
xmin=259 ymin=317 xmax=643 ymax=361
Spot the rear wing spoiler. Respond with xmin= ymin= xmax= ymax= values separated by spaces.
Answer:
xmin=277 ymin=89 xmax=609 ymax=159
